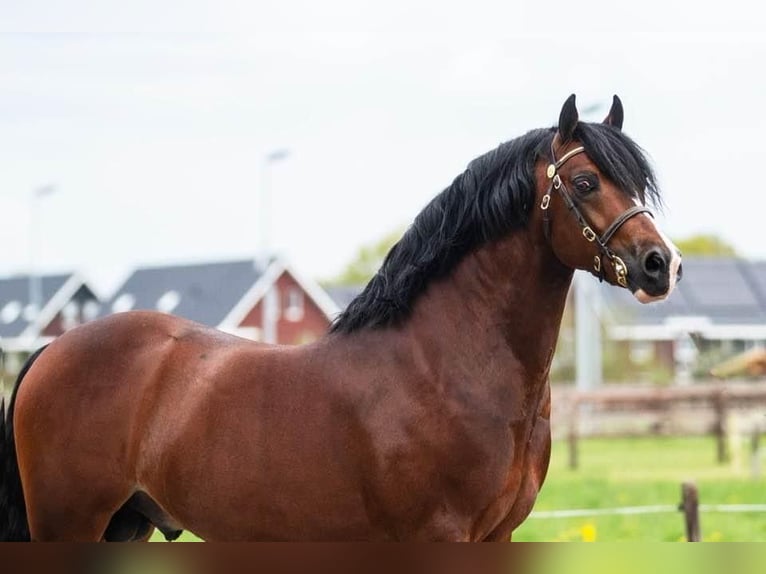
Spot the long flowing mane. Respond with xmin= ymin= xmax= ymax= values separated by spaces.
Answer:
xmin=331 ymin=122 xmax=661 ymax=334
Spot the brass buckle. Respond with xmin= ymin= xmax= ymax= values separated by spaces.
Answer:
xmin=593 ymin=256 xmax=601 ymax=273
xmin=540 ymin=194 xmax=551 ymax=210
xmin=582 ymin=227 xmax=597 ymax=242
xmin=553 ymin=174 xmax=562 ymax=190
xmin=613 ymin=256 xmax=628 ymax=288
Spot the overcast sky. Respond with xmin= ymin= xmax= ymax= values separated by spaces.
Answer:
xmin=1 ymin=1 xmax=764 ymax=296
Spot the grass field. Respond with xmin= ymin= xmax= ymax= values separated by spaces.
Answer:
xmin=152 ymin=436 xmax=765 ymax=542
xmin=514 ymin=436 xmax=766 ymax=542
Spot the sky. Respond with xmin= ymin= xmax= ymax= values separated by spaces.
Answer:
xmin=1 ymin=1 xmax=765 ymax=297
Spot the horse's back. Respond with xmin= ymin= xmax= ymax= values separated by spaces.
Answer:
xmin=15 ymin=310 xmax=260 ymax=455
xmin=17 ymin=310 xmax=243 ymax=413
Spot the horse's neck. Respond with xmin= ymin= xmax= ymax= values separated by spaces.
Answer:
xmin=407 ymin=232 xmax=574 ymax=383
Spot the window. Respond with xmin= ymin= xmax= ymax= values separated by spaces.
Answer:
xmin=284 ymin=287 xmax=304 ymax=322
xmin=83 ymin=300 xmax=101 ymax=321
xmin=1 ymin=301 xmax=21 ymax=324
xmin=156 ymin=290 xmax=181 ymax=314
xmin=629 ymin=340 xmax=653 ymax=364
xmin=61 ymin=301 xmax=80 ymax=330
xmin=112 ymin=293 xmax=136 ymax=313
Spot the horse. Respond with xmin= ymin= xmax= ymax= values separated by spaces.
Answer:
xmin=1 ymin=95 xmax=682 ymax=541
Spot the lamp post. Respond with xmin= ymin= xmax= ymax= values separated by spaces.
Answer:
xmin=259 ymin=148 xmax=290 ymax=261
xmin=28 ymin=184 xmax=56 ymax=325
xmin=259 ymin=149 xmax=290 ymax=344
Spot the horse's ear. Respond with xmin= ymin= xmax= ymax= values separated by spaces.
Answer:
xmin=603 ymin=95 xmax=624 ymax=130
xmin=557 ymin=94 xmax=579 ymax=142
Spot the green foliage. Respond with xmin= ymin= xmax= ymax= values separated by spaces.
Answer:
xmin=326 ymin=227 xmax=405 ymax=286
xmin=673 ymin=234 xmax=738 ymax=257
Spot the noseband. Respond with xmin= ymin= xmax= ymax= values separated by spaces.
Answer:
xmin=540 ymin=144 xmax=653 ymax=287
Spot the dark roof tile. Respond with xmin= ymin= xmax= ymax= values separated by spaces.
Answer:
xmin=600 ymin=257 xmax=766 ymax=327
xmin=101 ymin=259 xmax=265 ymax=326
xmin=0 ymin=274 xmax=71 ymax=337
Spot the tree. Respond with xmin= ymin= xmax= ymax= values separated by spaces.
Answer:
xmin=673 ymin=234 xmax=738 ymax=257
xmin=326 ymin=227 xmax=405 ymax=286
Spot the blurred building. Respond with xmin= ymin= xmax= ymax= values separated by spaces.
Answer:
xmin=95 ymin=257 xmax=340 ymax=345
xmin=0 ymin=272 xmax=99 ymax=374
xmin=599 ymin=257 xmax=766 ymax=381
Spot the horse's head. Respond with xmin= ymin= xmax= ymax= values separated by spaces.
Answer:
xmin=540 ymin=94 xmax=682 ymax=303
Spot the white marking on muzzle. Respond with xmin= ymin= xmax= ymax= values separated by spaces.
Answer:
xmin=631 ymin=202 xmax=681 ymax=304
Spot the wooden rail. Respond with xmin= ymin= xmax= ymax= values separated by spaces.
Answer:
xmin=565 ymin=381 xmax=766 ymax=469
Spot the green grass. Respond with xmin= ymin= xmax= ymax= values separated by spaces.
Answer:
xmin=151 ymin=530 xmax=201 ymax=542
xmin=514 ymin=436 xmax=766 ymax=542
xmin=153 ymin=436 xmax=765 ymax=542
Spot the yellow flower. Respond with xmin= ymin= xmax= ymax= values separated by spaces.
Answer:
xmin=581 ymin=522 xmax=597 ymax=542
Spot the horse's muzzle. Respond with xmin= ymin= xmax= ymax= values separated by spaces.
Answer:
xmin=629 ymin=245 xmax=682 ymax=303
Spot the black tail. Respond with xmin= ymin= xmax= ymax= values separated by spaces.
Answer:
xmin=0 ymin=345 xmax=48 ymax=541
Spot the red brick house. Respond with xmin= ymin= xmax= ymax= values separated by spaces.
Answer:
xmin=219 ymin=259 xmax=341 ymax=344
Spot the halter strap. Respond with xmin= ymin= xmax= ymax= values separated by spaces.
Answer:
xmin=600 ymin=205 xmax=653 ymax=246
xmin=540 ymin=143 xmax=653 ymax=287
xmin=555 ymin=146 xmax=586 ymax=167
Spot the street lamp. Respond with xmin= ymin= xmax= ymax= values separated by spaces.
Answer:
xmin=259 ymin=149 xmax=290 ymax=344
xmin=28 ymin=184 xmax=57 ymax=325
xmin=258 ymin=148 xmax=291 ymax=261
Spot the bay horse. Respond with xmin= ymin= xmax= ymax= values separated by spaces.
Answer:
xmin=1 ymin=95 xmax=681 ymax=541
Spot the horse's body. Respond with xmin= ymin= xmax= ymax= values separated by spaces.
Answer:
xmin=1 ymin=95 xmax=681 ymax=541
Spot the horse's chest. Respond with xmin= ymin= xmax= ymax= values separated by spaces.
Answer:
xmin=363 ymin=384 xmax=551 ymax=540
xmin=472 ymin=415 xmax=552 ymax=539
xmin=428 ymin=408 xmax=551 ymax=540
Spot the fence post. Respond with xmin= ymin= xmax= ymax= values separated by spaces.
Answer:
xmin=713 ymin=387 xmax=729 ymax=464
xmin=679 ymin=481 xmax=701 ymax=542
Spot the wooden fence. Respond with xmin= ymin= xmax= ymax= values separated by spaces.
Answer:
xmin=557 ymin=381 xmax=766 ymax=469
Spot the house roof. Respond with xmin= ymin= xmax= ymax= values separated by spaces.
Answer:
xmin=218 ymin=259 xmax=341 ymax=329
xmin=0 ymin=273 xmax=79 ymax=339
xmin=600 ymin=257 xmax=766 ymax=340
xmin=100 ymin=259 xmax=267 ymax=326
xmin=100 ymin=258 xmax=342 ymax=330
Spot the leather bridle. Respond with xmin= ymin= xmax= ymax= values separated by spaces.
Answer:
xmin=541 ymin=143 xmax=653 ymax=287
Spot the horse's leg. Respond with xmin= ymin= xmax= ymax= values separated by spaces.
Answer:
xmin=27 ymin=504 xmax=116 ymax=542
xmin=482 ymin=521 xmax=514 ymax=542
xmin=22 ymin=470 xmax=132 ymax=541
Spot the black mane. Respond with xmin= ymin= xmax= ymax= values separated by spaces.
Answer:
xmin=331 ymin=122 xmax=660 ymax=334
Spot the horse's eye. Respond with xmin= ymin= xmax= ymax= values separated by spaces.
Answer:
xmin=573 ymin=175 xmax=598 ymax=194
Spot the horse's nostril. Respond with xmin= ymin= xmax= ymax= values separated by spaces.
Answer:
xmin=642 ymin=249 xmax=667 ymax=278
